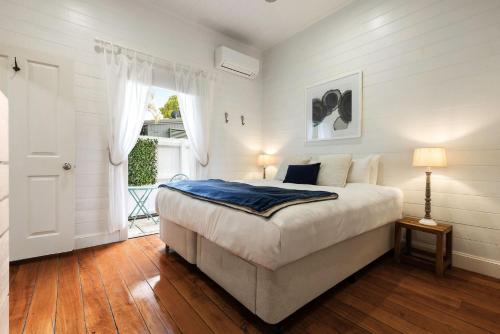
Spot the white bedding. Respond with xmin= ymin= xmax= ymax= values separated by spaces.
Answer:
xmin=156 ymin=180 xmax=403 ymax=270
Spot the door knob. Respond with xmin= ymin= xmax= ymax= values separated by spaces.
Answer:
xmin=62 ymin=162 xmax=72 ymax=170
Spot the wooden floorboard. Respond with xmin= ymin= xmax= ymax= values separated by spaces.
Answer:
xmin=124 ymin=237 xmax=213 ymax=334
xmin=9 ymin=263 xmax=19 ymax=287
xmin=142 ymin=235 xmax=250 ymax=333
xmin=136 ymin=238 xmax=221 ymax=333
xmin=344 ymin=281 xmax=456 ymax=334
xmin=23 ymin=256 xmax=59 ymax=333
xmin=373 ymin=262 xmax=500 ymax=333
xmin=110 ymin=241 xmax=181 ymax=334
xmin=333 ymin=288 xmax=429 ymax=333
xmin=364 ymin=270 xmax=498 ymax=333
xmin=9 ymin=261 xmax=40 ymax=334
xmin=358 ymin=279 xmax=473 ymax=334
xmin=55 ymin=252 xmax=86 ymax=334
xmin=77 ymin=248 xmax=118 ymax=334
xmin=9 ymin=234 xmax=500 ymax=334
xmin=93 ymin=245 xmax=150 ymax=334
xmin=324 ymin=297 xmax=400 ymax=334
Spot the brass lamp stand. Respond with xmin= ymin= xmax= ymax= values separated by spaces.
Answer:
xmin=412 ymin=148 xmax=447 ymax=226
xmin=420 ymin=168 xmax=435 ymax=225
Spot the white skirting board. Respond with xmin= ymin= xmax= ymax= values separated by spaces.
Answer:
xmin=453 ymin=251 xmax=500 ymax=279
xmin=74 ymin=231 xmax=121 ymax=250
xmin=0 ymin=297 xmax=7 ymax=334
xmin=412 ymin=240 xmax=500 ymax=279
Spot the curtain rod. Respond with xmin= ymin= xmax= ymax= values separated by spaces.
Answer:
xmin=94 ymin=37 xmax=213 ymax=75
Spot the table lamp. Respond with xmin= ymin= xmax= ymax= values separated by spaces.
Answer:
xmin=412 ymin=147 xmax=447 ymax=226
xmin=258 ymin=154 xmax=274 ymax=179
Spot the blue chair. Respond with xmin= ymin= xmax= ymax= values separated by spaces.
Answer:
xmin=169 ymin=174 xmax=189 ymax=182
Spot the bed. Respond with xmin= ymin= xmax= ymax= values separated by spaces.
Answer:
xmin=156 ymin=180 xmax=403 ymax=324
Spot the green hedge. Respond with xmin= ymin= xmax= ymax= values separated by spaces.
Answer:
xmin=128 ymin=138 xmax=158 ymax=186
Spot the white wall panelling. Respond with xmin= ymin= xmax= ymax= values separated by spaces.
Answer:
xmin=0 ymin=0 xmax=262 ymax=248
xmin=262 ymin=0 xmax=500 ymax=277
xmin=0 ymin=87 xmax=8 ymax=334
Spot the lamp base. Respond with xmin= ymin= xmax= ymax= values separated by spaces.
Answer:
xmin=419 ymin=218 xmax=437 ymax=226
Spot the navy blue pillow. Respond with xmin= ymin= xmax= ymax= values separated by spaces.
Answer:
xmin=283 ymin=163 xmax=321 ymax=185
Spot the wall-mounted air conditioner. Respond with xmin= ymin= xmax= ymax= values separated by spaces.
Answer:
xmin=215 ymin=46 xmax=260 ymax=79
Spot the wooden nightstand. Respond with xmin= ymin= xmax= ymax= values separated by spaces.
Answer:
xmin=394 ymin=217 xmax=453 ymax=276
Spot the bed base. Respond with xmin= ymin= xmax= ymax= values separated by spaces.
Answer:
xmin=160 ymin=217 xmax=197 ymax=263
xmin=160 ymin=218 xmax=393 ymax=324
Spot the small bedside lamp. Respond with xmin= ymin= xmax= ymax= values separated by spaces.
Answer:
xmin=258 ymin=154 xmax=274 ymax=179
xmin=412 ymin=147 xmax=447 ymax=226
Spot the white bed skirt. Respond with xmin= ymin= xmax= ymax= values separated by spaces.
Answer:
xmin=160 ymin=217 xmax=394 ymax=324
xmin=160 ymin=217 xmax=197 ymax=264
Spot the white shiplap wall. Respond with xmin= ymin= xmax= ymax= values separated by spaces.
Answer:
xmin=0 ymin=87 xmax=8 ymax=334
xmin=262 ymin=0 xmax=500 ymax=277
xmin=0 ymin=0 xmax=262 ymax=248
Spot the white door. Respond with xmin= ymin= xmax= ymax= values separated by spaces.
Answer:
xmin=1 ymin=46 xmax=75 ymax=261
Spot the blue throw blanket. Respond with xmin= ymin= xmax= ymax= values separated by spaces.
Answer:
xmin=159 ymin=179 xmax=338 ymax=218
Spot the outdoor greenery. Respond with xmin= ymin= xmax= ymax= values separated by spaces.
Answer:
xmin=128 ymin=138 xmax=158 ymax=186
xmin=160 ymin=95 xmax=181 ymax=119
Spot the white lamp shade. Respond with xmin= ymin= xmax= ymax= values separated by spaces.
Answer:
xmin=413 ymin=147 xmax=447 ymax=167
xmin=258 ymin=154 xmax=275 ymax=167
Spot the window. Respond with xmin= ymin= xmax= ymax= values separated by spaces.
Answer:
xmin=141 ymin=87 xmax=187 ymax=139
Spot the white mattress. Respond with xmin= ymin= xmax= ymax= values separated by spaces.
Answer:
xmin=156 ymin=180 xmax=403 ymax=270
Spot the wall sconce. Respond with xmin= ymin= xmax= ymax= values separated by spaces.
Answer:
xmin=241 ymin=115 xmax=245 ymax=126
xmin=224 ymin=112 xmax=229 ymax=123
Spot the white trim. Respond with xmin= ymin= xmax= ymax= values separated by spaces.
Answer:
xmin=305 ymin=70 xmax=363 ymax=143
xmin=74 ymin=231 xmax=121 ymax=250
xmin=453 ymin=251 xmax=500 ymax=279
xmin=411 ymin=240 xmax=500 ymax=279
xmin=119 ymin=227 xmax=128 ymax=242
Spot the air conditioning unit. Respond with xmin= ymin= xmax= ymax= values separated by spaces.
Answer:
xmin=215 ymin=46 xmax=259 ymax=79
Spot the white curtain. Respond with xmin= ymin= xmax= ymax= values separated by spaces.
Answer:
xmin=175 ymin=65 xmax=215 ymax=179
xmin=104 ymin=50 xmax=152 ymax=232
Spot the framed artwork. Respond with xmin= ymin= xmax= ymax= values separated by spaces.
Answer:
xmin=305 ymin=70 xmax=362 ymax=142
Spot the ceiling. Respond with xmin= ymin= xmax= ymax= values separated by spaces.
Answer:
xmin=150 ymin=0 xmax=352 ymax=50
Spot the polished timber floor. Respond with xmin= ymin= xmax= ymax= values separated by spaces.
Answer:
xmin=9 ymin=235 xmax=500 ymax=334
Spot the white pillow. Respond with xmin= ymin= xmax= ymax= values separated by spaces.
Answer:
xmin=369 ymin=154 xmax=381 ymax=184
xmin=348 ymin=155 xmax=381 ymax=184
xmin=275 ymin=155 xmax=311 ymax=181
xmin=316 ymin=154 xmax=352 ymax=187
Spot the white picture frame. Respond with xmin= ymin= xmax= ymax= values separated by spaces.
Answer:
xmin=305 ymin=70 xmax=363 ymax=142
